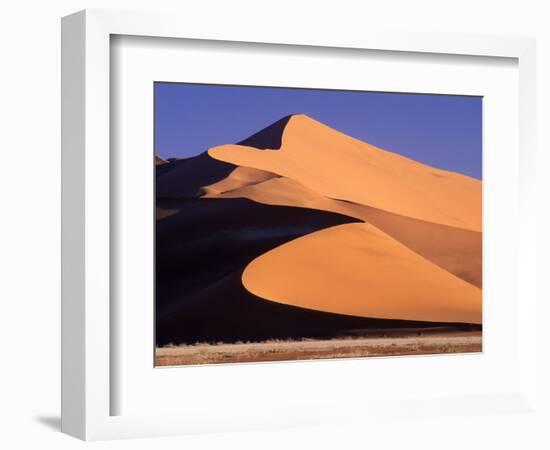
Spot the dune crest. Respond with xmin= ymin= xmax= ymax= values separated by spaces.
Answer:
xmin=200 ymin=166 xmax=279 ymax=196
xmin=208 ymin=114 xmax=481 ymax=231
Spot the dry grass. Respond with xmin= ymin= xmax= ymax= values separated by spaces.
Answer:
xmin=155 ymin=331 xmax=482 ymax=367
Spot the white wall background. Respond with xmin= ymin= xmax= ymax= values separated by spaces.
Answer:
xmin=0 ymin=1 xmax=548 ymax=449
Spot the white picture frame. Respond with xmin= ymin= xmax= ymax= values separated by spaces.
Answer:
xmin=61 ymin=9 xmax=539 ymax=441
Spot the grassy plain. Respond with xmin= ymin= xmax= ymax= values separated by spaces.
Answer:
xmin=156 ymin=330 xmax=482 ymax=366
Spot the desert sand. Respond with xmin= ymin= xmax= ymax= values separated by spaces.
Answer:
xmin=242 ymin=223 xmax=481 ymax=324
xmin=200 ymin=166 xmax=279 ymax=196
xmin=155 ymin=114 xmax=482 ymax=347
xmin=209 ymin=114 xmax=481 ymax=231
xmin=203 ymin=175 xmax=482 ymax=288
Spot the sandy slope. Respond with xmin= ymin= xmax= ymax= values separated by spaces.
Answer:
xmin=209 ymin=114 xmax=481 ymax=231
xmin=155 ymin=155 xmax=168 ymax=165
xmin=200 ymin=166 xmax=279 ymax=196
xmin=155 ymin=197 xmax=436 ymax=345
xmin=205 ymin=176 xmax=481 ymax=288
xmin=242 ymin=223 xmax=482 ymax=324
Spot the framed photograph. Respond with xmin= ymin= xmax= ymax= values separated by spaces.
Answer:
xmin=153 ymin=83 xmax=484 ymax=367
xmin=62 ymin=9 xmax=539 ymax=441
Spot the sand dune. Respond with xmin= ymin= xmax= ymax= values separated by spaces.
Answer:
xmin=155 ymin=196 xmax=469 ymax=345
xmin=155 ymin=155 xmax=168 ymax=165
xmin=205 ymin=176 xmax=481 ymax=287
xmin=209 ymin=114 xmax=481 ymax=231
xmin=156 ymin=152 xmax=236 ymax=199
xmin=155 ymin=197 xmax=360 ymax=316
xmin=156 ymin=114 xmax=482 ymax=345
xmin=237 ymin=115 xmax=292 ymax=149
xmin=200 ymin=166 xmax=279 ymax=196
xmin=156 ymin=265 xmax=461 ymax=346
xmin=155 ymin=197 xmax=442 ymax=345
xmin=243 ymin=223 xmax=481 ymax=324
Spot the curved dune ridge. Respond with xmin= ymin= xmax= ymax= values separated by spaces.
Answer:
xmin=208 ymin=114 xmax=481 ymax=231
xmin=200 ymin=166 xmax=280 ymax=196
xmin=155 ymin=113 xmax=482 ymax=344
xmin=202 ymin=175 xmax=482 ymax=288
xmin=242 ymin=223 xmax=481 ymax=324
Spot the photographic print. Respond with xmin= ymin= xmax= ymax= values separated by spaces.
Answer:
xmin=154 ymin=83 xmax=482 ymax=366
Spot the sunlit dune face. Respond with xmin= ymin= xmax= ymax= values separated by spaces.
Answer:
xmin=242 ymin=223 xmax=481 ymax=324
xmin=208 ymin=114 xmax=481 ymax=232
xmin=203 ymin=176 xmax=482 ymax=288
xmin=200 ymin=166 xmax=279 ymax=197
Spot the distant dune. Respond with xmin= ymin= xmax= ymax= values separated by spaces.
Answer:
xmin=155 ymin=155 xmax=168 ymax=165
xmin=156 ymin=114 xmax=482 ymax=345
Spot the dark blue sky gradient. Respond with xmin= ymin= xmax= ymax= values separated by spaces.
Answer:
xmin=155 ymin=83 xmax=482 ymax=179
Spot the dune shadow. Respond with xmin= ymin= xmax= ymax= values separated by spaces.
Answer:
xmin=156 ymin=152 xmax=236 ymax=198
xmin=155 ymin=196 xmax=361 ymax=316
xmin=156 ymin=266 xmax=471 ymax=345
xmin=237 ymin=115 xmax=292 ymax=149
xmin=156 ymin=115 xmax=293 ymax=199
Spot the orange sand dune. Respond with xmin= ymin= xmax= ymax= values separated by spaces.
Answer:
xmin=202 ymin=174 xmax=360 ymax=217
xmin=243 ymin=223 xmax=482 ymax=324
xmin=156 ymin=115 xmax=483 ymax=344
xmin=199 ymin=166 xmax=279 ymax=196
xmin=204 ymin=176 xmax=481 ymax=288
xmin=208 ymin=114 xmax=481 ymax=231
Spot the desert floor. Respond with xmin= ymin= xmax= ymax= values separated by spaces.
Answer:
xmin=155 ymin=330 xmax=482 ymax=366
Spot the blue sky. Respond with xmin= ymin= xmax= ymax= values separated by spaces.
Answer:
xmin=155 ymin=83 xmax=482 ymax=179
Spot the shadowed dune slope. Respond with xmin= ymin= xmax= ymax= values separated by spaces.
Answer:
xmin=155 ymin=196 xmax=472 ymax=344
xmin=156 ymin=197 xmax=360 ymax=316
xmin=236 ymin=114 xmax=291 ymax=149
xmin=243 ymin=223 xmax=482 ymax=324
xmin=209 ymin=114 xmax=481 ymax=231
xmin=156 ymin=269 xmax=467 ymax=346
xmin=156 ymin=152 xmax=237 ymax=199
xmin=155 ymin=115 xmax=291 ymax=199
xmin=204 ymin=176 xmax=481 ymax=288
